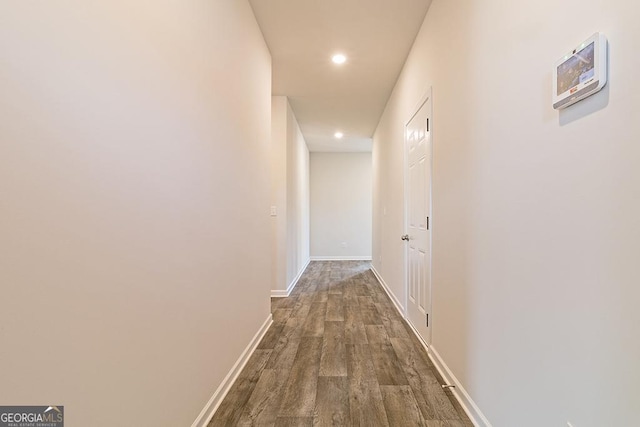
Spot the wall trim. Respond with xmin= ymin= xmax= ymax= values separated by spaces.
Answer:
xmin=369 ymin=266 xmax=490 ymax=427
xmin=370 ymin=265 xmax=405 ymax=315
xmin=191 ymin=314 xmax=273 ymax=427
xmin=310 ymin=256 xmax=372 ymax=261
xmin=271 ymin=257 xmax=310 ymax=298
xmin=428 ymin=346 xmax=493 ymax=427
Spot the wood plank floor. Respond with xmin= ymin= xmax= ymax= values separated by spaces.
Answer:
xmin=209 ymin=261 xmax=473 ymax=427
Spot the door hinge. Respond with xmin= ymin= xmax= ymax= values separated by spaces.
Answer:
xmin=426 ymin=216 xmax=429 ymax=230
xmin=426 ymin=313 xmax=429 ymax=327
xmin=427 ymin=118 xmax=430 ymax=132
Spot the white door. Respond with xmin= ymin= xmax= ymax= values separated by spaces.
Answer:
xmin=404 ymin=93 xmax=432 ymax=344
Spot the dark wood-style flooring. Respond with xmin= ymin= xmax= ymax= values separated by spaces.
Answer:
xmin=209 ymin=261 xmax=473 ymax=427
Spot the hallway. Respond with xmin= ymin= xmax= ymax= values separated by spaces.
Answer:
xmin=209 ymin=261 xmax=472 ymax=426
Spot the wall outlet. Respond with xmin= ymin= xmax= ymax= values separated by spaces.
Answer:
xmin=270 ymin=206 xmax=277 ymax=216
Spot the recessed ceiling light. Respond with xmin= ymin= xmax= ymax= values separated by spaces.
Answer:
xmin=334 ymin=131 xmax=344 ymax=139
xmin=331 ymin=54 xmax=347 ymax=65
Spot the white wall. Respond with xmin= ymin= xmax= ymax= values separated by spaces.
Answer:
xmin=373 ymin=0 xmax=640 ymax=426
xmin=271 ymin=97 xmax=310 ymax=294
xmin=0 ymin=2 xmax=272 ymax=426
xmin=310 ymin=152 xmax=372 ymax=260
xmin=286 ymin=101 xmax=311 ymax=288
xmin=271 ymin=97 xmax=289 ymax=294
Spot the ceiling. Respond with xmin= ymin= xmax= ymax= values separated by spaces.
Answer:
xmin=248 ymin=0 xmax=432 ymax=152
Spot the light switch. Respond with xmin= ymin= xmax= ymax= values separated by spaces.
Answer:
xmin=270 ymin=206 xmax=277 ymax=217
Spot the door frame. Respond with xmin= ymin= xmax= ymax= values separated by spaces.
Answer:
xmin=403 ymin=87 xmax=434 ymax=345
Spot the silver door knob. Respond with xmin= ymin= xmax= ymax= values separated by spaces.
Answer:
xmin=401 ymin=234 xmax=409 ymax=241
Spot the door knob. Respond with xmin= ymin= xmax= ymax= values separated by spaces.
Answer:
xmin=401 ymin=234 xmax=409 ymax=241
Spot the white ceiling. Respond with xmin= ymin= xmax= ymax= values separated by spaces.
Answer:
xmin=249 ymin=0 xmax=432 ymax=152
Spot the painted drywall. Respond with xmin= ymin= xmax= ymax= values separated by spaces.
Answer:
xmin=372 ymin=0 xmax=640 ymax=426
xmin=310 ymin=152 xmax=372 ymax=259
xmin=286 ymin=102 xmax=311 ymax=287
xmin=271 ymin=97 xmax=310 ymax=294
xmin=271 ymin=97 xmax=289 ymax=294
xmin=0 ymin=1 xmax=272 ymax=426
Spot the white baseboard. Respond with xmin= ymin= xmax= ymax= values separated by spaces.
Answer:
xmin=369 ymin=266 xmax=490 ymax=427
xmin=428 ymin=346 xmax=492 ymax=427
xmin=191 ymin=314 xmax=274 ymax=427
xmin=309 ymin=256 xmax=372 ymax=261
xmin=271 ymin=258 xmax=310 ymax=298
xmin=270 ymin=289 xmax=289 ymax=297
xmin=370 ymin=265 xmax=405 ymax=316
